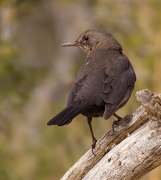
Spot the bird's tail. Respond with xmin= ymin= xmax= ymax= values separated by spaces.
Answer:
xmin=47 ymin=102 xmax=88 ymax=126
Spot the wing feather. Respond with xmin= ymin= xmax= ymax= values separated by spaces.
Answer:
xmin=67 ymin=75 xmax=87 ymax=106
xmin=103 ymin=56 xmax=136 ymax=120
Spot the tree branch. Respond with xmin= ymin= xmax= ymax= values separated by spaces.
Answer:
xmin=61 ymin=89 xmax=161 ymax=180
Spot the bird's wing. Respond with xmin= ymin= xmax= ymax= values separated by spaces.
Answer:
xmin=67 ymin=75 xmax=87 ymax=106
xmin=103 ymin=56 xmax=136 ymax=119
xmin=47 ymin=75 xmax=88 ymax=126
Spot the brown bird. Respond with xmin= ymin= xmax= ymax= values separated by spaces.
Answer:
xmin=47 ymin=29 xmax=136 ymax=155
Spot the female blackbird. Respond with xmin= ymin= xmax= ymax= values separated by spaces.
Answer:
xmin=47 ymin=29 xmax=136 ymax=155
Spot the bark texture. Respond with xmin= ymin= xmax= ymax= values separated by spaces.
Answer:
xmin=61 ymin=89 xmax=161 ymax=180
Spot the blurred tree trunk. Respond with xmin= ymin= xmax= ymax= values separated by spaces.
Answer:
xmin=61 ymin=89 xmax=161 ymax=180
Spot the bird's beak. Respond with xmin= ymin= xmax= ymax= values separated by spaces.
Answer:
xmin=62 ymin=40 xmax=78 ymax=47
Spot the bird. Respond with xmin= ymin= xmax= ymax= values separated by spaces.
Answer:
xmin=47 ymin=28 xmax=136 ymax=155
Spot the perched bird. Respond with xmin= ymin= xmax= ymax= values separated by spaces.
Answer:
xmin=47 ymin=29 xmax=136 ymax=155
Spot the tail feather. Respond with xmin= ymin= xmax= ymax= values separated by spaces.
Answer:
xmin=47 ymin=102 xmax=87 ymax=126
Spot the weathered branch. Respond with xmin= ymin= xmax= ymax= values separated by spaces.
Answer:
xmin=61 ymin=90 xmax=161 ymax=180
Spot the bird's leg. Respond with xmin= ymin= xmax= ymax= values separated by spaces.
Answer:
xmin=112 ymin=113 xmax=123 ymax=132
xmin=113 ymin=113 xmax=122 ymax=121
xmin=87 ymin=117 xmax=97 ymax=156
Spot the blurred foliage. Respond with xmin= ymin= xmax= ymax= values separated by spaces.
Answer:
xmin=0 ymin=40 xmax=48 ymax=104
xmin=0 ymin=0 xmax=161 ymax=180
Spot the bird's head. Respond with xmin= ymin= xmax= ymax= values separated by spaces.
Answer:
xmin=62 ymin=29 xmax=122 ymax=55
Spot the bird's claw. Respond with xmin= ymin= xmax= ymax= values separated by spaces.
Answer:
xmin=112 ymin=114 xmax=123 ymax=132
xmin=112 ymin=120 xmax=118 ymax=132
xmin=91 ymin=138 xmax=97 ymax=156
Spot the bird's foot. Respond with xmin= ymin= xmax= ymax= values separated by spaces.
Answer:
xmin=112 ymin=114 xmax=123 ymax=132
xmin=91 ymin=138 xmax=97 ymax=156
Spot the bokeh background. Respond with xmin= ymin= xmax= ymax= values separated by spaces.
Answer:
xmin=0 ymin=0 xmax=161 ymax=180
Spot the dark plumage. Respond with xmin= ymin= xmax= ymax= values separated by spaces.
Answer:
xmin=47 ymin=29 xmax=136 ymax=155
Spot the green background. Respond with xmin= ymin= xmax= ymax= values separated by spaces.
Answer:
xmin=0 ymin=0 xmax=161 ymax=179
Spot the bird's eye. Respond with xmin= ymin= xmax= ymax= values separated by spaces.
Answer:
xmin=83 ymin=36 xmax=89 ymax=41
